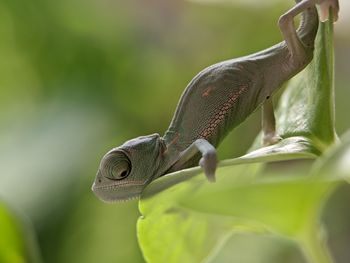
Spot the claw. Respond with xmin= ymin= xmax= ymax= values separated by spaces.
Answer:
xmin=199 ymin=152 xmax=217 ymax=183
xmin=318 ymin=0 xmax=339 ymax=22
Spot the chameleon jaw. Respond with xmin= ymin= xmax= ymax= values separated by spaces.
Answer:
xmin=91 ymin=181 xmax=145 ymax=203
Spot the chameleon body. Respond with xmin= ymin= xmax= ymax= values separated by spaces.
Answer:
xmin=92 ymin=0 xmax=339 ymax=202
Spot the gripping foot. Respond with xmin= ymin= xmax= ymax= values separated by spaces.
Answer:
xmin=170 ymin=139 xmax=217 ymax=182
xmin=262 ymin=98 xmax=282 ymax=146
xmin=318 ymin=0 xmax=339 ymax=22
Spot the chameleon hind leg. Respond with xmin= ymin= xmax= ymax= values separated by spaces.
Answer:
xmin=262 ymin=98 xmax=281 ymax=146
xmin=278 ymin=0 xmax=338 ymax=63
xmin=261 ymin=0 xmax=311 ymax=146
xmin=278 ymin=0 xmax=316 ymax=64
xmin=262 ymin=0 xmax=339 ymax=146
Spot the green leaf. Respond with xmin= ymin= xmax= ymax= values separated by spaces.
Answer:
xmin=274 ymin=15 xmax=337 ymax=151
xmin=222 ymin=136 xmax=319 ymax=166
xmin=138 ymin=161 xmax=339 ymax=263
xmin=138 ymin=164 xmax=265 ymax=263
xmin=180 ymin=175 xmax=333 ymax=236
xmin=0 ymin=202 xmax=42 ymax=263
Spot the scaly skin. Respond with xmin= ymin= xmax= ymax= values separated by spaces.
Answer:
xmin=92 ymin=0 xmax=339 ymax=202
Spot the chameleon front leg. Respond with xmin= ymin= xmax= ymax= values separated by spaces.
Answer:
xmin=170 ymin=139 xmax=217 ymax=182
xmin=262 ymin=98 xmax=282 ymax=146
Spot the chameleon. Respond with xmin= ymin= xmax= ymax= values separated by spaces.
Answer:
xmin=92 ymin=0 xmax=339 ymax=202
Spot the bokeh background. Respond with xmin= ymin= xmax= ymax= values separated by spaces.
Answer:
xmin=0 ymin=0 xmax=349 ymax=262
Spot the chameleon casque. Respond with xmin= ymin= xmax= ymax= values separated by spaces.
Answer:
xmin=92 ymin=0 xmax=339 ymax=202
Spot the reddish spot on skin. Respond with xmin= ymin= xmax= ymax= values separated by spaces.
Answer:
xmin=202 ymin=86 xmax=215 ymax=97
xmin=162 ymin=132 xmax=179 ymax=155
xmin=237 ymin=64 xmax=245 ymax=70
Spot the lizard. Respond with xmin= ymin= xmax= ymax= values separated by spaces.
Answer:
xmin=92 ymin=0 xmax=339 ymax=202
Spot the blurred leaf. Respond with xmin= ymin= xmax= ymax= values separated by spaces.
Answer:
xmin=54 ymin=191 xmax=144 ymax=263
xmin=312 ymin=129 xmax=350 ymax=181
xmin=0 ymin=104 xmax=110 ymax=225
xmin=0 ymin=202 xmax=41 ymax=263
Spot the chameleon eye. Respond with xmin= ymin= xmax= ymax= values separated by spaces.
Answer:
xmin=101 ymin=151 xmax=131 ymax=180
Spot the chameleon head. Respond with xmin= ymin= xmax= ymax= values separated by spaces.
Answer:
xmin=92 ymin=133 xmax=166 ymax=202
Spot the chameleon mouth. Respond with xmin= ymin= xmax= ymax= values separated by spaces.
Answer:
xmin=91 ymin=181 xmax=145 ymax=203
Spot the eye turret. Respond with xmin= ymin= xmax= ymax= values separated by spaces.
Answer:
xmin=101 ymin=151 xmax=131 ymax=180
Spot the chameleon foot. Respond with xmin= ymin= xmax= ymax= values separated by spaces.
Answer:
xmin=261 ymin=98 xmax=281 ymax=147
xmin=262 ymin=132 xmax=282 ymax=146
xmin=318 ymin=0 xmax=339 ymax=22
xmin=199 ymin=150 xmax=217 ymax=183
xmin=168 ymin=139 xmax=217 ymax=183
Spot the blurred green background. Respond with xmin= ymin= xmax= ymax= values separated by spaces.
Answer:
xmin=0 ymin=0 xmax=349 ymax=262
